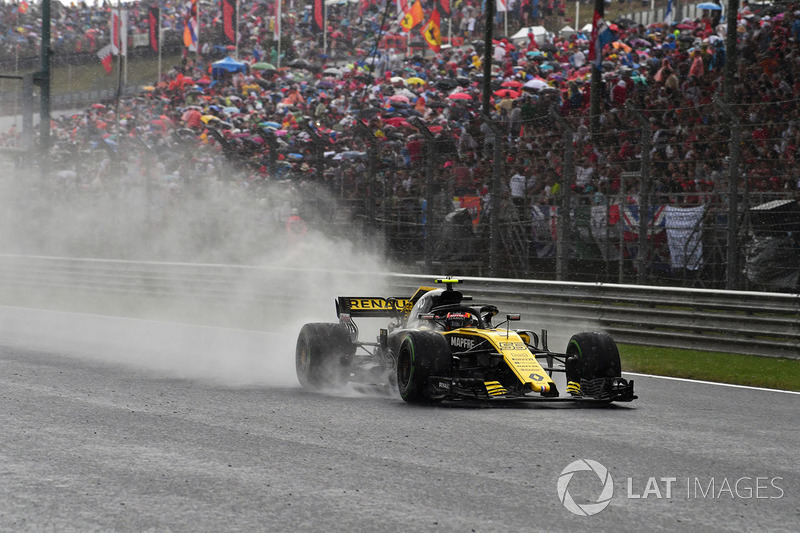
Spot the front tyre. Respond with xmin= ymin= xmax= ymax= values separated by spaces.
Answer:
xmin=396 ymin=331 xmax=452 ymax=403
xmin=296 ymin=323 xmax=355 ymax=390
xmin=565 ymin=331 xmax=626 ymax=400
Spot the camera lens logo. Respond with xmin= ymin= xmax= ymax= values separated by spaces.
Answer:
xmin=557 ymin=459 xmax=614 ymax=516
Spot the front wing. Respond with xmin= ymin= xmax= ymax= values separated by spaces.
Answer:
xmin=427 ymin=376 xmax=637 ymax=404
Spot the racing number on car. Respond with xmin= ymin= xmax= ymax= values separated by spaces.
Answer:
xmin=529 ymin=373 xmax=543 ymax=381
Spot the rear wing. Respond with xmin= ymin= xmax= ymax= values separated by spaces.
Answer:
xmin=336 ymin=286 xmax=439 ymax=323
xmin=336 ymin=297 xmax=410 ymax=318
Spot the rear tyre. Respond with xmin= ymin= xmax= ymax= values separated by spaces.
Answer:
xmin=565 ymin=331 xmax=621 ymax=383
xmin=396 ymin=331 xmax=452 ymax=403
xmin=296 ymin=323 xmax=355 ymax=390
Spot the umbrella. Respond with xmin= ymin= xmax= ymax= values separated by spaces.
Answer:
xmin=406 ymin=77 xmax=426 ymax=85
xmin=494 ymin=89 xmax=520 ymax=98
xmin=389 ymin=76 xmax=406 ymax=84
xmin=259 ymin=121 xmax=282 ymax=129
xmin=332 ymin=151 xmax=367 ymax=160
xmin=211 ymin=56 xmax=247 ymax=75
xmin=201 ymin=115 xmax=219 ymax=124
xmin=434 ymin=79 xmax=459 ymax=90
xmin=523 ymin=78 xmax=548 ymax=90
xmin=252 ymin=62 xmax=277 ymax=71
xmin=501 ymin=80 xmax=524 ymax=88
xmin=389 ymin=94 xmax=410 ymax=104
xmin=395 ymin=88 xmax=418 ymax=99
xmin=697 ymin=2 xmax=722 ymax=10
xmin=222 ymin=106 xmax=241 ymax=115
xmin=448 ymin=93 xmax=472 ymax=100
xmin=288 ymin=58 xmax=315 ymax=71
xmin=323 ymin=67 xmax=343 ymax=76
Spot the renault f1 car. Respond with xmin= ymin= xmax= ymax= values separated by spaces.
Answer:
xmin=296 ymin=278 xmax=636 ymax=404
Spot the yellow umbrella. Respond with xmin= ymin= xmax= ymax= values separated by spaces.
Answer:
xmin=242 ymin=83 xmax=260 ymax=94
xmin=406 ymin=77 xmax=426 ymax=85
xmin=201 ymin=115 xmax=219 ymax=124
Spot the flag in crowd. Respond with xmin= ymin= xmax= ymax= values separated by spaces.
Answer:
xmin=221 ymin=0 xmax=238 ymax=46
xmin=183 ymin=0 xmax=199 ymax=49
xmin=97 ymin=44 xmax=113 ymax=74
xmin=313 ymin=0 xmax=324 ymax=32
xmin=421 ymin=9 xmax=442 ymax=53
xmin=664 ymin=0 xmax=674 ymax=25
xmin=588 ymin=10 xmax=616 ymax=68
xmin=148 ymin=6 xmax=160 ymax=54
xmin=110 ymin=9 xmax=128 ymax=56
xmin=400 ymin=0 xmax=424 ymax=31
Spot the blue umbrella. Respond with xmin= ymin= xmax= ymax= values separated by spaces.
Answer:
xmin=697 ymin=2 xmax=722 ymax=10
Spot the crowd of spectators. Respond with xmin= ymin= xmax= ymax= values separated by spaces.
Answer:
xmin=2 ymin=0 xmax=800 ymax=281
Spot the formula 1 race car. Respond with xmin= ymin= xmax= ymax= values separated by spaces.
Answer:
xmin=296 ymin=278 xmax=637 ymax=404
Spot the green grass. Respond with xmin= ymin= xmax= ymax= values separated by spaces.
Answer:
xmin=51 ymin=53 xmax=185 ymax=94
xmin=0 ymin=53 xmax=183 ymax=96
xmin=619 ymin=344 xmax=800 ymax=392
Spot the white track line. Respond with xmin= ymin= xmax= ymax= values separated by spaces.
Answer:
xmin=623 ymin=372 xmax=800 ymax=395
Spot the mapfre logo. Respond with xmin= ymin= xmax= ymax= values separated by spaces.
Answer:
xmin=557 ymin=459 xmax=614 ymax=516
xmin=449 ymin=336 xmax=475 ymax=349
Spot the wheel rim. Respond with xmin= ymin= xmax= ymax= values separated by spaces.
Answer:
xmin=397 ymin=348 xmax=412 ymax=389
xmin=297 ymin=339 xmax=310 ymax=375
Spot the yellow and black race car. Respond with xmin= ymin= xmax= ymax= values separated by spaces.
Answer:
xmin=296 ymin=278 xmax=636 ymax=404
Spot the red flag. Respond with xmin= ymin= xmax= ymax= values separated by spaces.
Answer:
xmin=97 ymin=44 xmax=113 ymax=74
xmin=148 ymin=7 xmax=160 ymax=53
xmin=421 ymin=9 xmax=441 ymax=53
xmin=438 ymin=0 xmax=450 ymax=16
xmin=222 ymin=0 xmax=237 ymax=45
xmin=400 ymin=0 xmax=423 ymax=31
xmin=313 ymin=0 xmax=324 ymax=32
xmin=110 ymin=11 xmax=120 ymax=55
xmin=18 ymin=1 xmax=29 ymax=14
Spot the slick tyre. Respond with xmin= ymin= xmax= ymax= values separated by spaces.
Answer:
xmin=396 ymin=331 xmax=452 ymax=403
xmin=296 ymin=323 xmax=355 ymax=390
xmin=565 ymin=331 xmax=621 ymax=383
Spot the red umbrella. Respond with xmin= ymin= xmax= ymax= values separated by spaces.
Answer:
xmin=384 ymin=117 xmax=408 ymax=126
xmin=448 ymin=92 xmax=472 ymax=100
xmin=494 ymin=89 xmax=520 ymax=98
xmin=501 ymin=80 xmax=523 ymax=88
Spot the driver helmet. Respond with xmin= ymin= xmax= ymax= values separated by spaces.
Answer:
xmin=445 ymin=311 xmax=476 ymax=330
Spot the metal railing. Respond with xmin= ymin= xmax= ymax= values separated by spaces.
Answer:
xmin=0 ymin=254 xmax=797 ymax=359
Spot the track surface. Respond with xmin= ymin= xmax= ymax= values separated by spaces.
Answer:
xmin=1 ymin=309 xmax=798 ymax=532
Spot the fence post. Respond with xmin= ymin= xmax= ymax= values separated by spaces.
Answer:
xmin=21 ymin=74 xmax=34 ymax=151
xmin=550 ymin=106 xmax=574 ymax=281
xmin=481 ymin=113 xmax=503 ymax=277
xmin=714 ymin=96 xmax=742 ymax=290
xmin=626 ymin=103 xmax=653 ymax=285
xmin=410 ymin=118 xmax=437 ymax=269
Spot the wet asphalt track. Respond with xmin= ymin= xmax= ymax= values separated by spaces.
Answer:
xmin=1 ymin=309 xmax=798 ymax=532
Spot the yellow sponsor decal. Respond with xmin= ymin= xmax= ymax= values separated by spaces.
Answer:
xmin=346 ymin=297 xmax=409 ymax=311
xmin=484 ymin=381 xmax=507 ymax=396
xmin=498 ymin=341 xmax=527 ymax=350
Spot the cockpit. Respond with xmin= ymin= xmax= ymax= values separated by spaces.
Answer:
xmin=406 ymin=288 xmax=498 ymax=331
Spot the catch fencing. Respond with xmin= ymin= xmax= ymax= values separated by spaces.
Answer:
xmin=0 ymin=254 xmax=797 ymax=359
